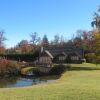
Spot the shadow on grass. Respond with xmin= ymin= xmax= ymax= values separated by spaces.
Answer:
xmin=68 ymin=66 xmax=100 ymax=71
xmin=22 ymin=73 xmax=61 ymax=80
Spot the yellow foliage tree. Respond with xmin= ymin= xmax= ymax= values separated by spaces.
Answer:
xmin=92 ymin=31 xmax=100 ymax=64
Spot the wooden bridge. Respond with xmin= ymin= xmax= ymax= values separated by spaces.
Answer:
xmin=21 ymin=66 xmax=52 ymax=76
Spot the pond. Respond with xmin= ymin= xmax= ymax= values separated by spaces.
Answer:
xmin=0 ymin=76 xmax=59 ymax=88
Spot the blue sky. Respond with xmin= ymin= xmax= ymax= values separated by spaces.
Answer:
xmin=0 ymin=0 xmax=99 ymax=48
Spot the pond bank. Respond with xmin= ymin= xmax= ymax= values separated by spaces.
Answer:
xmin=0 ymin=64 xmax=67 ymax=88
xmin=0 ymin=75 xmax=59 ymax=88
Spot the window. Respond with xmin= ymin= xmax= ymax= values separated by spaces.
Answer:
xmin=71 ymin=56 xmax=79 ymax=60
xmin=39 ymin=57 xmax=43 ymax=62
xmin=59 ymin=56 xmax=66 ymax=61
xmin=39 ymin=57 xmax=51 ymax=63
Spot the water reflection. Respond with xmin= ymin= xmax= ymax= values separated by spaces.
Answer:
xmin=0 ymin=75 xmax=59 ymax=88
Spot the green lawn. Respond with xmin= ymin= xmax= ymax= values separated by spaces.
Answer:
xmin=1 ymin=63 xmax=100 ymax=100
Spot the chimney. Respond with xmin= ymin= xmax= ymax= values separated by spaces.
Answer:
xmin=41 ymin=46 xmax=43 ymax=53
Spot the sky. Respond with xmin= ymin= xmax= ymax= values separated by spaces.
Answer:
xmin=0 ymin=0 xmax=99 ymax=48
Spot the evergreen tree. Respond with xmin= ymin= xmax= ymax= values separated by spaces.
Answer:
xmin=42 ymin=34 xmax=49 ymax=47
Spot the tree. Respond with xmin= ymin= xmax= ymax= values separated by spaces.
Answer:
xmin=30 ymin=32 xmax=40 ymax=45
xmin=0 ymin=30 xmax=6 ymax=54
xmin=93 ymin=31 xmax=100 ymax=55
xmin=73 ymin=37 xmax=82 ymax=47
xmin=42 ymin=34 xmax=49 ymax=47
xmin=53 ymin=34 xmax=60 ymax=45
xmin=16 ymin=40 xmax=32 ymax=53
xmin=66 ymin=40 xmax=73 ymax=46
xmin=59 ymin=35 xmax=65 ymax=46
xmin=91 ymin=6 xmax=100 ymax=32
xmin=72 ymin=30 xmax=83 ymax=47
xmin=73 ymin=30 xmax=93 ymax=51
xmin=0 ymin=46 xmax=5 ymax=54
xmin=6 ymin=48 xmax=16 ymax=54
xmin=0 ymin=30 xmax=6 ymax=47
xmin=86 ymin=31 xmax=100 ymax=64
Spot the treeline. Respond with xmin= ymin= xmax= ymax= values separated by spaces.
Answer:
xmin=0 ymin=30 xmax=94 ymax=54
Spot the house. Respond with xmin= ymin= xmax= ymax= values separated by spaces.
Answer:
xmin=34 ymin=46 xmax=84 ymax=67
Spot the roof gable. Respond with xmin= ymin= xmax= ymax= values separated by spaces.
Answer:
xmin=45 ymin=50 xmax=53 ymax=59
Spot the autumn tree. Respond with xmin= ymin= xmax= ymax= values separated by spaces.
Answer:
xmin=73 ymin=36 xmax=82 ymax=47
xmin=0 ymin=46 xmax=5 ymax=54
xmin=92 ymin=31 xmax=100 ymax=64
xmin=93 ymin=32 xmax=100 ymax=52
xmin=91 ymin=6 xmax=100 ymax=63
xmin=72 ymin=30 xmax=93 ymax=51
xmin=16 ymin=40 xmax=32 ymax=53
xmin=85 ymin=6 xmax=100 ymax=63
xmin=6 ymin=48 xmax=16 ymax=54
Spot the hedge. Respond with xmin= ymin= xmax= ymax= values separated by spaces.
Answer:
xmin=0 ymin=50 xmax=39 ymax=62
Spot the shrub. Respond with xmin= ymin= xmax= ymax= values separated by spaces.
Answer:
xmin=85 ymin=53 xmax=93 ymax=63
xmin=0 ymin=59 xmax=20 ymax=77
xmin=85 ymin=53 xmax=100 ymax=64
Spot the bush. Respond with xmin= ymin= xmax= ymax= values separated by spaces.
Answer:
xmin=85 ymin=53 xmax=100 ymax=64
xmin=85 ymin=53 xmax=95 ymax=63
xmin=0 ymin=59 xmax=20 ymax=77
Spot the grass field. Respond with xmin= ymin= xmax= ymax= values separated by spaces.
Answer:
xmin=1 ymin=63 xmax=100 ymax=100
